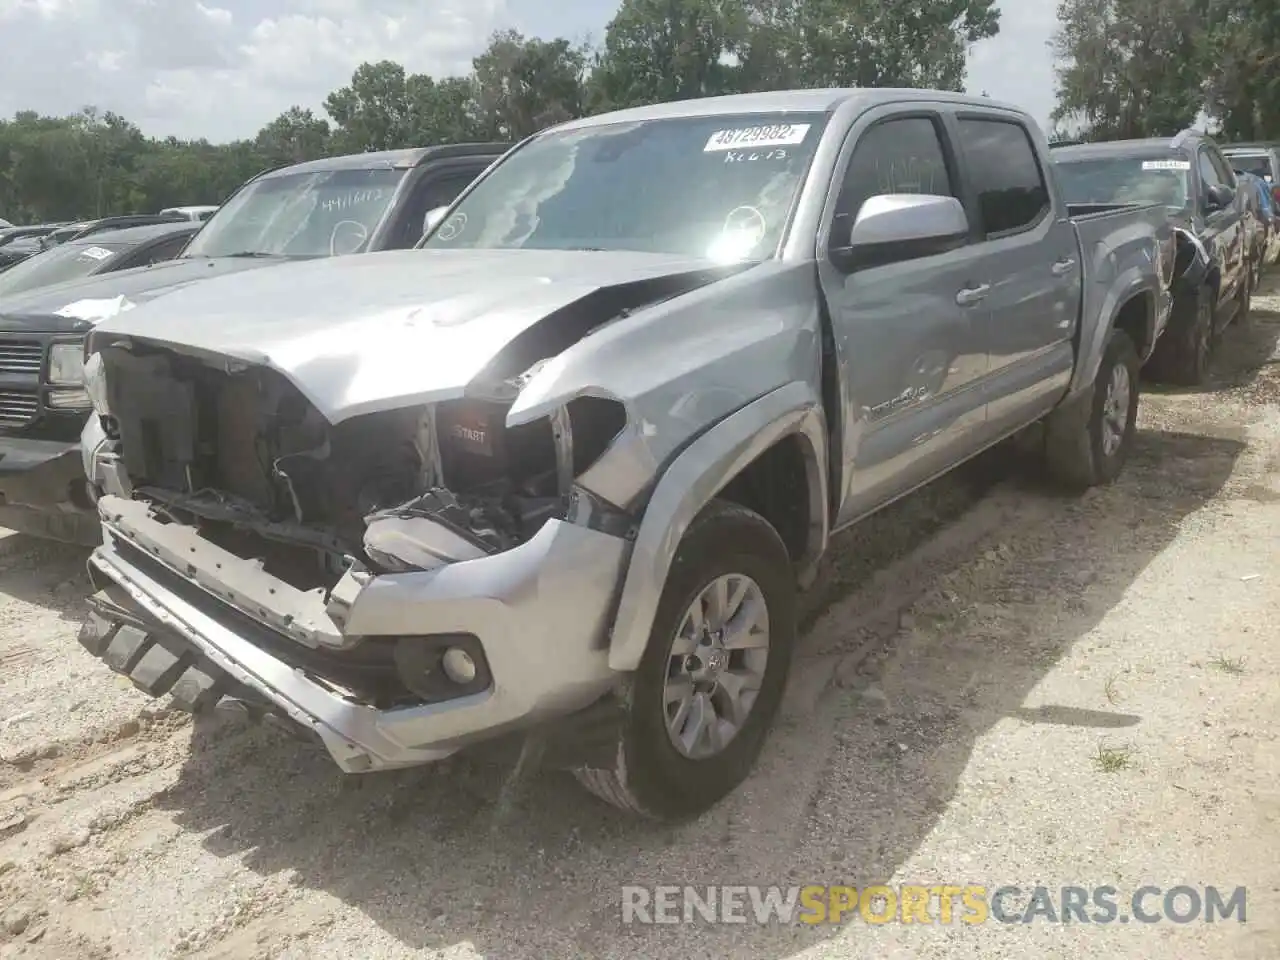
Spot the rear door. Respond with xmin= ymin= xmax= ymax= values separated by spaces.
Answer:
xmin=817 ymin=104 xmax=992 ymax=526
xmin=951 ymin=112 xmax=1079 ymax=435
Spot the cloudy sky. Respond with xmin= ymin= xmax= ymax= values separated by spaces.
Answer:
xmin=0 ymin=0 xmax=1060 ymax=142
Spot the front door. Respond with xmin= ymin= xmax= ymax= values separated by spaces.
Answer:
xmin=816 ymin=109 xmax=991 ymax=528
xmin=1197 ymin=145 xmax=1246 ymax=310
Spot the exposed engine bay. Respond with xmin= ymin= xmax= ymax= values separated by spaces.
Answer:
xmin=93 ymin=342 xmax=628 ymax=594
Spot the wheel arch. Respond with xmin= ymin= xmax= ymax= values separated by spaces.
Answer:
xmin=607 ymin=381 xmax=828 ymax=673
xmin=1071 ymin=272 xmax=1160 ymax=397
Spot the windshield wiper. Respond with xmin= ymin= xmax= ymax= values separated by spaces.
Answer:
xmin=221 ymin=251 xmax=278 ymax=258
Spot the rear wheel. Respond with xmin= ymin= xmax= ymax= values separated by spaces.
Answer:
xmin=1044 ymin=327 xmax=1140 ymax=491
xmin=1148 ymin=284 xmax=1214 ymax=385
xmin=574 ymin=500 xmax=796 ymax=820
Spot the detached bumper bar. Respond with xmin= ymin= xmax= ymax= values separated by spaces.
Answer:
xmin=0 ymin=437 xmax=98 ymax=545
xmin=83 ymin=498 xmax=629 ymax=773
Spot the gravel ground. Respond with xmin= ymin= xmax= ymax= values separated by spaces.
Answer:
xmin=3 ymin=279 xmax=1280 ymax=959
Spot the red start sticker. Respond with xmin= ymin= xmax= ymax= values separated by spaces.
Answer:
xmin=441 ymin=407 xmax=496 ymax=457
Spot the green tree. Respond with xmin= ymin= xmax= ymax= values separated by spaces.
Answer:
xmin=255 ymin=107 xmax=331 ymax=167
xmin=1051 ymin=0 xmax=1208 ymax=139
xmin=405 ymin=75 xmax=484 ymax=144
xmin=588 ymin=0 xmax=748 ymax=110
xmin=324 ymin=61 xmax=414 ymax=153
xmin=472 ymin=30 xmax=588 ymax=138
xmin=737 ymin=0 xmax=999 ymax=92
xmin=1202 ymin=0 xmax=1280 ymax=139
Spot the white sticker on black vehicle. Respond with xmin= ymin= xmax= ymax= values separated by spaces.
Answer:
xmin=704 ymin=123 xmax=811 ymax=153
xmin=79 ymin=246 xmax=113 ymax=261
xmin=1141 ymin=160 xmax=1191 ymax=171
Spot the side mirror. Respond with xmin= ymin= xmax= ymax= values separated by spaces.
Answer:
xmin=1206 ymin=184 xmax=1235 ymax=212
xmin=831 ymin=194 xmax=969 ymax=271
xmin=423 ymin=206 xmax=449 ymax=236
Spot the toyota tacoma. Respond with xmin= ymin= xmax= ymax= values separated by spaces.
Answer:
xmin=76 ymin=90 xmax=1172 ymax=820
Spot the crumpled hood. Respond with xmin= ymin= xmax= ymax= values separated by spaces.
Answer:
xmin=0 ymin=255 xmax=291 ymax=321
xmin=91 ymin=248 xmax=737 ymax=423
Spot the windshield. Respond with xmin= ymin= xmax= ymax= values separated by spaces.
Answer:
xmin=1225 ymin=153 xmax=1273 ymax=182
xmin=422 ymin=112 xmax=828 ymax=260
xmin=181 ymin=166 xmax=406 ymax=259
xmin=0 ymin=239 xmax=126 ymax=299
xmin=1054 ymin=155 xmax=1191 ymax=209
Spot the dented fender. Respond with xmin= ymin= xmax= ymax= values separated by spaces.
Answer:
xmin=606 ymin=381 xmax=828 ymax=673
xmin=1173 ymin=226 xmax=1212 ymax=293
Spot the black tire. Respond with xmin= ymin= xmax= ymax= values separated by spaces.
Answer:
xmin=1044 ymin=327 xmax=1141 ymax=492
xmin=574 ymin=500 xmax=796 ymax=821
xmin=1148 ymin=284 xmax=1214 ymax=385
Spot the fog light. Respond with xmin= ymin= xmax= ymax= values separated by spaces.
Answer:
xmin=441 ymin=647 xmax=477 ymax=684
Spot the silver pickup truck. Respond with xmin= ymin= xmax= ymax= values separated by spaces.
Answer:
xmin=74 ymin=90 xmax=1173 ymax=821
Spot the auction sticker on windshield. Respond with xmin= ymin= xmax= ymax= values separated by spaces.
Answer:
xmin=704 ymin=124 xmax=811 ymax=152
xmin=79 ymin=246 xmax=114 ymax=261
xmin=1141 ymin=160 xmax=1191 ymax=171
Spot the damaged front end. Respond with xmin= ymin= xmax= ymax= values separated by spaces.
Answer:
xmin=81 ymin=338 xmax=637 ymax=771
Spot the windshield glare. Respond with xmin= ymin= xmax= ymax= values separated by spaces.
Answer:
xmin=423 ymin=112 xmax=827 ymax=260
xmin=0 ymin=241 xmax=124 ymax=299
xmin=182 ymin=166 xmax=405 ymax=259
xmin=1054 ymin=156 xmax=1191 ymax=209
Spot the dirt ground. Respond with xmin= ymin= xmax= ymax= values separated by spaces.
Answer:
xmin=3 ymin=279 xmax=1280 ymax=960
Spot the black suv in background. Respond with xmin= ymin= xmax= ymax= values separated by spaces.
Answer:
xmin=0 ymin=141 xmax=510 ymax=545
xmin=1052 ymin=130 xmax=1251 ymax=384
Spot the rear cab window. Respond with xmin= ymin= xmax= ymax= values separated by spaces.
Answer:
xmin=956 ymin=117 xmax=1051 ymax=236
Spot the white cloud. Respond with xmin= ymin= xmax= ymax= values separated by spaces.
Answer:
xmin=966 ymin=0 xmax=1061 ymax=129
xmin=0 ymin=0 xmax=1064 ymax=142
xmin=0 ymin=0 xmax=507 ymax=140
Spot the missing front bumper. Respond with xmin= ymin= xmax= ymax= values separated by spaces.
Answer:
xmin=84 ymin=496 xmax=630 ymax=772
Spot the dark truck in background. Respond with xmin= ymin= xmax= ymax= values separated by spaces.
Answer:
xmin=1052 ymin=130 xmax=1250 ymax=385
xmin=0 ymin=142 xmax=509 ymax=545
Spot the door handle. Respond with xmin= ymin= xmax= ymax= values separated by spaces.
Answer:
xmin=1052 ymin=257 xmax=1076 ymax=276
xmin=955 ymin=284 xmax=990 ymax=306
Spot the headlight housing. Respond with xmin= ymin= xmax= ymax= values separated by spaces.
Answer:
xmin=46 ymin=341 xmax=91 ymax=409
xmin=49 ymin=342 xmax=86 ymax=384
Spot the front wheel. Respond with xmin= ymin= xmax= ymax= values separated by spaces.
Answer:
xmin=574 ymin=500 xmax=796 ymax=820
xmin=1044 ymin=327 xmax=1141 ymax=492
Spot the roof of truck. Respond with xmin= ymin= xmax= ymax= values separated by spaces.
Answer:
xmin=259 ymin=142 xmax=511 ymax=179
xmin=556 ymin=88 xmax=1025 ymax=131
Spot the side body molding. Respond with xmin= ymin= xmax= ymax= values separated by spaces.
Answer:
xmin=607 ymin=380 xmax=829 ymax=672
